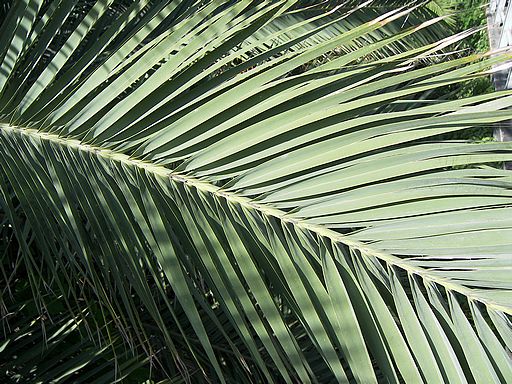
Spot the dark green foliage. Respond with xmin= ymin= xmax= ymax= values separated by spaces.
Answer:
xmin=452 ymin=0 xmax=489 ymax=52
xmin=431 ymin=0 xmax=494 ymax=140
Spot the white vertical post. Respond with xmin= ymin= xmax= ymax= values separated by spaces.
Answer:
xmin=487 ymin=0 xmax=512 ymax=168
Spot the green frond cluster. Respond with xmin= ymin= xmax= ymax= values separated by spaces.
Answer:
xmin=1 ymin=1 xmax=511 ymax=382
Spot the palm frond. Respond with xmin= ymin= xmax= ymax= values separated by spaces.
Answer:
xmin=1 ymin=1 xmax=511 ymax=382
